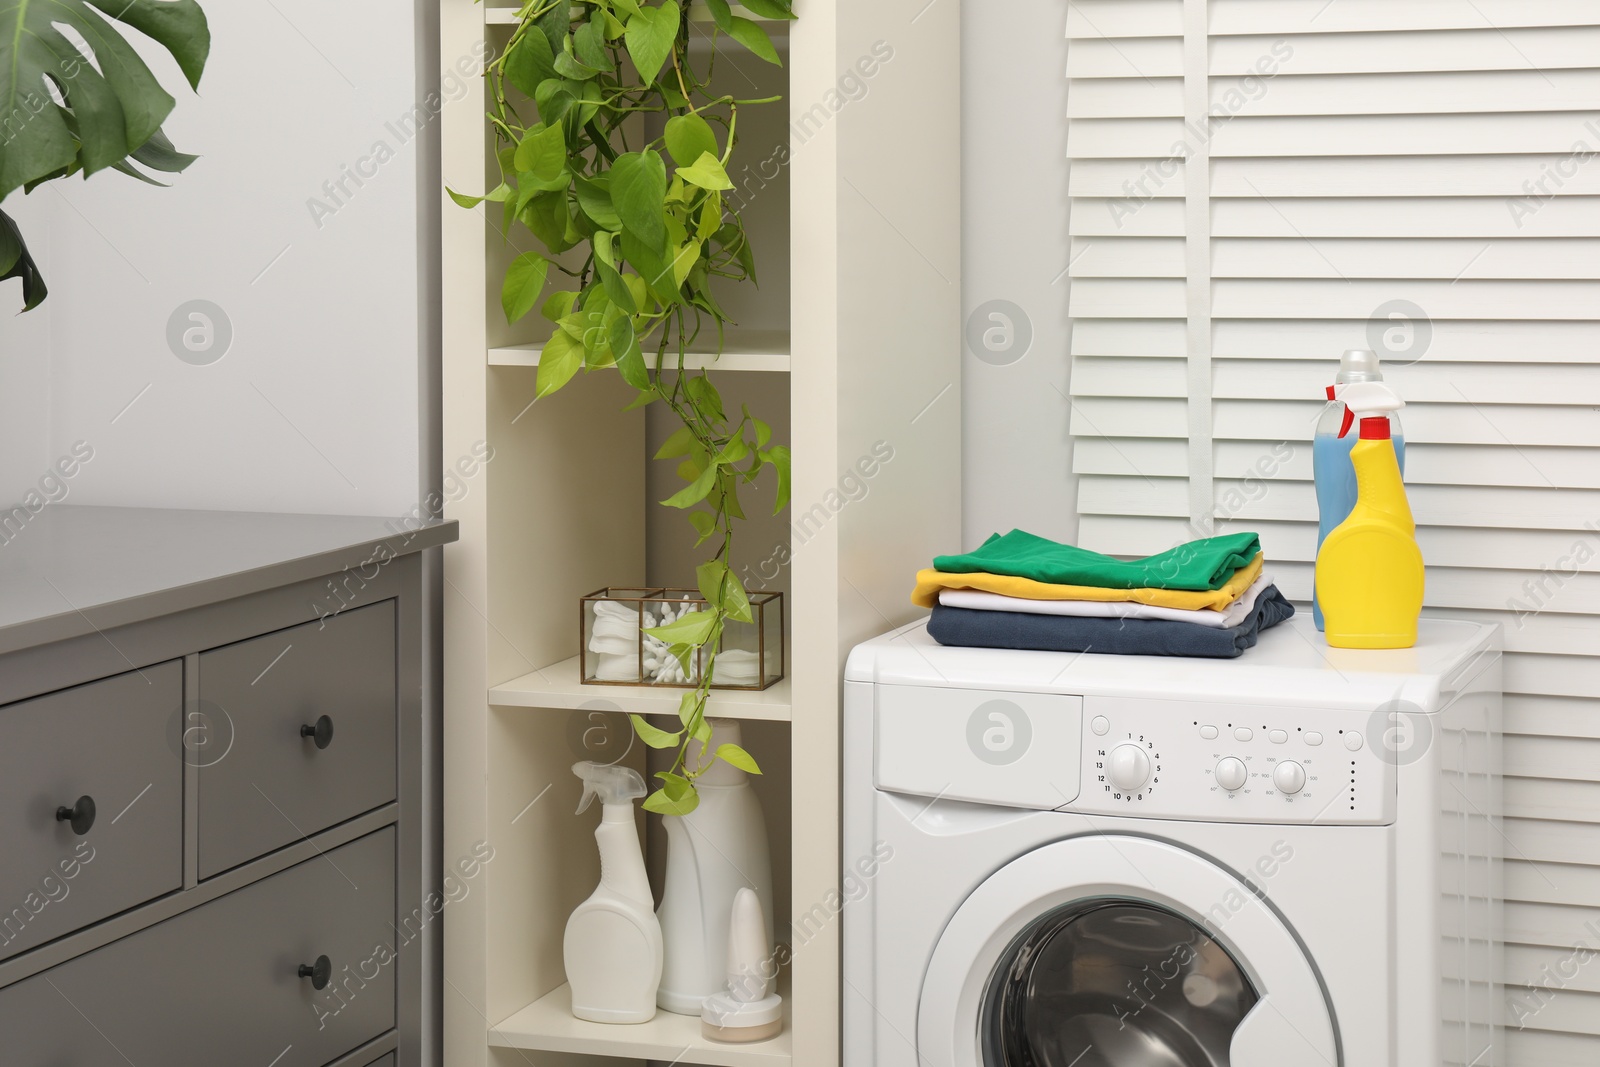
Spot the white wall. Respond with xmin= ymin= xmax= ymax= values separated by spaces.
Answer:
xmin=0 ymin=0 xmax=437 ymax=517
xmin=959 ymin=0 xmax=1075 ymax=551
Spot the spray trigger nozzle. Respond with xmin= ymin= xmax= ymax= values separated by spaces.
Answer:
xmin=1329 ymin=380 xmax=1402 ymax=438
xmin=572 ymin=762 xmax=647 ymax=814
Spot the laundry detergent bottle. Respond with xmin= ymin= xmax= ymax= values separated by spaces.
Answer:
xmin=1313 ymin=349 xmax=1405 ymax=630
xmin=656 ymin=719 xmax=774 ymax=1015
xmin=563 ymin=762 xmax=663 ymax=1023
xmin=1314 ymin=381 xmax=1424 ymax=649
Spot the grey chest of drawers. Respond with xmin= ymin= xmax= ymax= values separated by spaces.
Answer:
xmin=0 ymin=506 xmax=457 ymax=1067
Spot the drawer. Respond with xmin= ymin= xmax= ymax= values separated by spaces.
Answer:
xmin=198 ymin=601 xmax=397 ymax=878
xmin=0 ymin=827 xmax=396 ymax=1065
xmin=0 ymin=662 xmax=183 ymax=960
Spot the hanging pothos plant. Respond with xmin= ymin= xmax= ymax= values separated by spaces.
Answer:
xmin=455 ymin=0 xmax=795 ymax=816
xmin=0 ymin=0 xmax=211 ymax=312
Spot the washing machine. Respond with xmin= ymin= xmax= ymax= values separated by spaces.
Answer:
xmin=842 ymin=614 xmax=1501 ymax=1067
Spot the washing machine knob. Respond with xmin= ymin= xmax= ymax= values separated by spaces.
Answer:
xmin=1214 ymin=757 xmax=1248 ymax=792
xmin=1108 ymin=744 xmax=1151 ymax=792
xmin=1273 ymin=760 xmax=1307 ymax=795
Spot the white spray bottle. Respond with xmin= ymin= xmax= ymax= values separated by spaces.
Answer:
xmin=563 ymin=762 xmax=663 ymax=1023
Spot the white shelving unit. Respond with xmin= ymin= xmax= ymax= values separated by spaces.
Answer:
xmin=488 ymin=328 xmax=791 ymax=373
xmin=441 ymin=3 xmax=960 ymax=1065
xmin=492 ymin=982 xmax=792 ymax=1066
xmin=490 ymin=655 xmax=793 ymax=722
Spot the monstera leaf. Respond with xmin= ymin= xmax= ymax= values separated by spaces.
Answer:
xmin=0 ymin=0 xmax=210 ymax=311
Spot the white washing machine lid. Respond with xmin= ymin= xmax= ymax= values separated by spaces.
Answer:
xmin=919 ymin=834 xmax=1339 ymax=1067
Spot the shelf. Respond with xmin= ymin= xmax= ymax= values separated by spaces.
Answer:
xmin=491 ymin=654 xmax=792 ymax=721
xmin=491 ymin=983 xmax=792 ymax=1066
xmin=489 ymin=329 xmax=790 ymax=373
xmin=486 ymin=4 xmax=784 ymax=25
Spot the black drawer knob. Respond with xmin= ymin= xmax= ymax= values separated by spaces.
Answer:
xmin=300 ymin=715 xmax=335 ymax=750
xmin=298 ymin=954 xmax=332 ymax=990
xmin=55 ymin=795 xmax=96 ymax=835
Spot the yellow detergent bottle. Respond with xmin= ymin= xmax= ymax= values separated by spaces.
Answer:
xmin=1314 ymin=380 xmax=1424 ymax=649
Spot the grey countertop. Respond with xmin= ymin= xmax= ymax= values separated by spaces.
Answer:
xmin=0 ymin=505 xmax=458 ymax=655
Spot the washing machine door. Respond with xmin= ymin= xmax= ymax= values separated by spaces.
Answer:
xmin=918 ymin=836 xmax=1338 ymax=1067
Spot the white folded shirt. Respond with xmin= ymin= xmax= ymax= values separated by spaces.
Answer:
xmin=937 ymin=572 xmax=1274 ymax=630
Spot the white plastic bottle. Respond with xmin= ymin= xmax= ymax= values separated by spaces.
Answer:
xmin=656 ymin=719 xmax=775 ymax=1015
xmin=564 ymin=762 xmax=663 ymax=1023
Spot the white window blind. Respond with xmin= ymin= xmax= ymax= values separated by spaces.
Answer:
xmin=1067 ymin=1 xmax=1600 ymax=1060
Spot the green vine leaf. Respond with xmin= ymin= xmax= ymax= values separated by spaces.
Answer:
xmin=537 ymin=330 xmax=583 ymax=397
xmin=764 ymin=444 xmax=792 ymax=513
xmin=726 ymin=16 xmax=781 ymax=65
xmin=697 ymin=559 xmax=753 ymax=623
xmin=645 ymin=609 xmax=717 ymax=646
xmin=573 ymin=16 xmax=614 ymax=71
xmin=502 ymin=251 xmax=550 ymax=322
xmin=629 ymin=713 xmax=683 ymax=749
xmin=505 ymin=30 xmax=557 ymax=96
xmin=714 ymin=743 xmax=763 ymax=774
xmin=664 ymin=114 xmax=719 ymax=168
xmin=610 ymin=149 xmax=669 ymax=253
xmin=624 ymin=1 xmax=681 ymax=85
xmin=644 ymin=773 xmax=700 ymax=816
xmin=701 ymin=0 xmax=733 ymax=31
xmin=676 ymin=151 xmax=733 ymax=191
xmin=574 ymin=175 xmax=622 ymax=230
xmin=655 ymin=425 xmax=696 ymax=459
xmin=515 ymin=123 xmax=568 ymax=184
xmin=447 ymin=183 xmax=511 ymax=209
xmin=661 ymin=464 xmax=718 ymax=508
xmin=736 ymin=0 xmax=797 ymax=18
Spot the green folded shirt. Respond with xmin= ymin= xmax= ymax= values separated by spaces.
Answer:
xmin=934 ymin=530 xmax=1263 ymax=592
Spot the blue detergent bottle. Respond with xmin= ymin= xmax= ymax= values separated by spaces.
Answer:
xmin=1312 ymin=349 xmax=1406 ymax=630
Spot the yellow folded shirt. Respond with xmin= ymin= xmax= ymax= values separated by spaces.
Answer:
xmin=912 ymin=553 xmax=1264 ymax=612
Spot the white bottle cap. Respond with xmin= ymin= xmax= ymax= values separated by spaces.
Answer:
xmin=1338 ymin=348 xmax=1383 ymax=383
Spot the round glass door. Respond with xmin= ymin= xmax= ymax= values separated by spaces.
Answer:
xmin=982 ymin=900 xmax=1259 ymax=1067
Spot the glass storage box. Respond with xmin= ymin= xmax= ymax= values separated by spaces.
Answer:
xmin=580 ymin=587 xmax=785 ymax=690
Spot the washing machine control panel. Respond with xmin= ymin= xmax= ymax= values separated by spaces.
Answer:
xmin=1070 ymin=696 xmax=1395 ymax=825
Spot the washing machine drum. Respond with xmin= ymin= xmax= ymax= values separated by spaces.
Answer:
xmin=985 ymin=901 xmax=1256 ymax=1066
xmin=917 ymin=836 xmax=1339 ymax=1067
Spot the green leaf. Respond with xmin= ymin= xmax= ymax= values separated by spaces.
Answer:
xmin=625 ymin=1 xmax=681 ymax=84
xmin=0 ymin=209 xmax=47 ymax=312
xmin=573 ymin=16 xmax=614 ymax=70
xmin=661 ymin=464 xmax=718 ymax=509
xmin=610 ymin=150 xmax=668 ymax=253
xmin=0 ymin=0 xmax=210 ymax=203
xmin=505 ymin=29 xmax=557 ymax=97
xmin=676 ymin=151 xmax=733 ymax=191
xmin=535 ymin=2 xmax=571 ymax=57
xmin=514 ymin=123 xmax=568 ymax=183
xmin=701 ymin=0 xmax=733 ymax=31
xmin=697 ymin=559 xmax=753 ymax=623
xmin=644 ymin=609 xmax=717 ymax=646
xmin=624 ymin=388 xmax=658 ymax=411
xmin=522 ymin=190 xmax=572 ymax=253
xmin=542 ymin=290 xmax=579 ymax=322
xmin=726 ymin=15 xmax=781 ymax=65
xmin=611 ymin=0 xmax=642 ymax=14
xmin=536 ymin=330 xmax=583 ymax=397
xmin=655 ymin=426 xmax=697 ymax=459
xmin=689 ymin=511 xmax=716 ymax=543
xmin=535 ymin=78 xmax=576 ymax=126
xmin=734 ymin=0 xmax=796 ymax=18
xmin=621 ymin=228 xmax=680 ymax=304
xmin=593 ymin=231 xmax=638 ymax=312
xmin=765 ymin=444 xmax=792 ymax=513
xmin=714 ymin=743 xmax=763 ymax=774
xmin=501 ymin=252 xmax=550 ymax=322
xmin=644 ymin=773 xmax=700 ymax=816
xmin=676 ymin=690 xmax=703 ymax=731
xmin=697 ymin=193 xmax=723 ymax=240
xmin=574 ymin=175 xmax=622 ymax=230
xmin=629 ymin=713 xmax=683 ymax=749
xmin=664 ymin=113 xmax=718 ymax=169
xmin=552 ymin=50 xmax=600 ymax=80
xmin=611 ymin=318 xmax=648 ymax=389
xmin=447 ymin=183 xmax=511 ymax=209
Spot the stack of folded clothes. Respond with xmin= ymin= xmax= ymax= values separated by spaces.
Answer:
xmin=912 ymin=530 xmax=1294 ymax=659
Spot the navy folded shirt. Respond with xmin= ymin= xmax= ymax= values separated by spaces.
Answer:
xmin=927 ymin=585 xmax=1296 ymax=659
